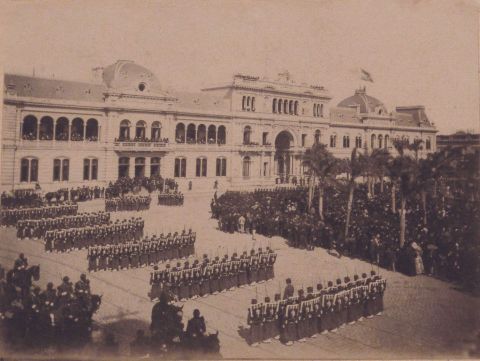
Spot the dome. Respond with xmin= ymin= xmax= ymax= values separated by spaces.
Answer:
xmin=337 ymin=87 xmax=387 ymax=115
xmin=102 ymin=60 xmax=163 ymax=94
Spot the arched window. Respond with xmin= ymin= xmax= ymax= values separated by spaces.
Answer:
xmin=343 ymin=135 xmax=350 ymax=148
xmin=243 ymin=126 xmax=252 ymax=145
xmin=207 ymin=125 xmax=216 ymax=144
xmin=39 ymin=116 xmax=53 ymax=140
xmin=53 ymin=158 xmax=69 ymax=181
xmin=71 ymin=118 xmax=84 ymax=141
xmin=55 ymin=117 xmax=69 ymax=141
xmin=320 ymin=104 xmax=324 ymax=117
xmin=355 ymin=135 xmax=362 ymax=148
xmin=151 ymin=121 xmax=161 ymax=141
xmin=135 ymin=157 xmax=145 ymax=178
xmin=242 ymin=156 xmax=251 ymax=177
xmin=135 ymin=120 xmax=146 ymax=140
xmin=186 ymin=123 xmax=196 ymax=143
xmin=242 ymin=96 xmax=246 ymax=111
xmin=119 ymin=119 xmax=131 ymax=141
xmin=217 ymin=125 xmax=226 ymax=145
xmin=84 ymin=158 xmax=98 ymax=180
xmin=378 ymin=135 xmax=383 ymax=149
xmin=278 ymin=99 xmax=283 ymax=114
xmin=174 ymin=157 xmax=187 ymax=178
xmin=251 ymin=97 xmax=255 ymax=112
xmin=196 ymin=157 xmax=207 ymax=177
xmin=371 ymin=134 xmax=376 ymax=149
xmin=313 ymin=104 xmax=317 ymax=117
xmin=151 ymin=157 xmax=161 ymax=177
xmin=330 ymin=134 xmax=337 ymax=148
xmin=314 ymin=130 xmax=321 ymax=144
xmin=284 ymin=100 xmax=288 ymax=115
xmin=294 ymin=101 xmax=299 ymax=115
xmin=246 ymin=96 xmax=251 ymax=111
xmin=384 ymin=135 xmax=389 ymax=149
xmin=118 ymin=157 xmax=130 ymax=178
xmin=22 ymin=115 xmax=38 ymax=140
xmin=426 ymin=137 xmax=431 ymax=150
xmin=197 ymin=124 xmax=206 ymax=144
xmin=86 ymin=118 xmax=98 ymax=141
xmin=20 ymin=157 xmax=38 ymax=182
xmin=272 ymin=99 xmax=277 ymax=113
xmin=289 ymin=100 xmax=293 ymax=115
xmin=175 ymin=123 xmax=185 ymax=143
xmin=216 ymin=157 xmax=227 ymax=176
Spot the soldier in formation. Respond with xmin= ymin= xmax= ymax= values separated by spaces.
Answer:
xmin=87 ymin=229 xmax=196 ymax=272
xmin=1 ymin=203 xmax=78 ymax=227
xmin=105 ymin=195 xmax=151 ymax=212
xmin=16 ymin=212 xmax=110 ymax=239
xmin=149 ymin=248 xmax=277 ymax=302
xmin=246 ymin=272 xmax=386 ymax=346
xmin=44 ymin=218 xmax=144 ymax=253
xmin=158 ymin=192 xmax=184 ymax=206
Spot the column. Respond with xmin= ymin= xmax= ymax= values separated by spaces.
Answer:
xmin=145 ymin=157 xmax=151 ymax=177
xmin=128 ymin=157 xmax=135 ymax=178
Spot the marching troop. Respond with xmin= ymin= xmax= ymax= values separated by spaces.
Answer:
xmin=247 ymin=272 xmax=386 ymax=346
xmin=44 ymin=218 xmax=144 ymax=252
xmin=16 ymin=212 xmax=110 ymax=239
xmin=105 ymin=195 xmax=151 ymax=212
xmin=158 ymin=192 xmax=184 ymax=206
xmin=87 ymin=230 xmax=196 ymax=272
xmin=150 ymin=248 xmax=277 ymax=302
xmin=1 ymin=203 xmax=78 ymax=227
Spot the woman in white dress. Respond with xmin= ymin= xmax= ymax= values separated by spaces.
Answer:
xmin=410 ymin=241 xmax=425 ymax=275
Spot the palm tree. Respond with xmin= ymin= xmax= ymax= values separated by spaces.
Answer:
xmin=391 ymin=138 xmax=418 ymax=247
xmin=344 ymin=147 xmax=364 ymax=240
xmin=303 ymin=143 xmax=339 ymax=220
xmin=370 ymin=148 xmax=391 ymax=193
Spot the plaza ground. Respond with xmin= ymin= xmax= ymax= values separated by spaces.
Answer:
xmin=0 ymin=191 xmax=478 ymax=359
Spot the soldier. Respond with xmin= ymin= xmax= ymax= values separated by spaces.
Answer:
xmin=57 ymin=276 xmax=73 ymax=305
xmin=186 ymin=309 xmax=207 ymax=344
xmin=248 ymin=250 xmax=259 ymax=285
xmin=238 ymin=252 xmax=248 ymax=287
xmin=247 ymin=299 xmax=263 ymax=347
xmin=283 ymin=278 xmax=294 ymax=300
xmin=281 ymin=302 xmax=299 ymax=346
xmin=262 ymin=296 xmax=278 ymax=343
xmin=190 ymin=261 xmax=201 ymax=299
xmin=200 ymin=259 xmax=211 ymax=298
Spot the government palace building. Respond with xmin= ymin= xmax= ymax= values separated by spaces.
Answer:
xmin=1 ymin=60 xmax=437 ymax=192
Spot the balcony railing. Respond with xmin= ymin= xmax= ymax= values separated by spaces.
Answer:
xmin=113 ymin=138 xmax=169 ymax=149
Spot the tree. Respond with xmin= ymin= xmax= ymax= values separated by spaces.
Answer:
xmin=344 ymin=147 xmax=364 ymax=240
xmin=302 ymin=143 xmax=339 ymax=220
xmin=370 ymin=148 xmax=391 ymax=193
xmin=391 ymin=138 xmax=418 ymax=247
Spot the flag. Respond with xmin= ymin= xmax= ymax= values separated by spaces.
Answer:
xmin=360 ymin=68 xmax=374 ymax=83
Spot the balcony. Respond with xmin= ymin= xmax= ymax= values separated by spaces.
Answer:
xmin=239 ymin=142 xmax=273 ymax=153
xmin=113 ymin=138 xmax=169 ymax=150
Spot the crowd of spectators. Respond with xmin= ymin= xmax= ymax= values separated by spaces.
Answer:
xmin=212 ymin=182 xmax=480 ymax=292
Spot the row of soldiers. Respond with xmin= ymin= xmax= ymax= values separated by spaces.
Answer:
xmin=0 ymin=203 xmax=78 ymax=227
xmin=44 ymin=218 xmax=144 ymax=253
xmin=16 ymin=212 xmax=111 ymax=239
xmin=150 ymin=248 xmax=277 ymax=302
xmin=105 ymin=195 xmax=151 ymax=212
xmin=87 ymin=230 xmax=197 ymax=272
xmin=158 ymin=192 xmax=184 ymax=206
xmin=247 ymin=272 xmax=386 ymax=346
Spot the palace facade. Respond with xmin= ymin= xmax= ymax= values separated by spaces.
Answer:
xmin=1 ymin=60 xmax=437 ymax=192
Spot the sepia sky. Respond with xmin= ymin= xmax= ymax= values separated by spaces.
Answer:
xmin=1 ymin=0 xmax=479 ymax=134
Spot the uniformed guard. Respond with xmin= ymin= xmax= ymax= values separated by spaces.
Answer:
xmin=247 ymin=299 xmax=263 ymax=347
